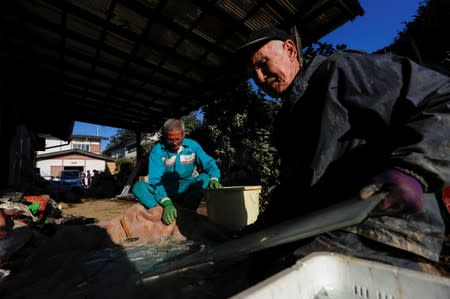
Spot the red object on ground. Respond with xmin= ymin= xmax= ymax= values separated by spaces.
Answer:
xmin=23 ymin=195 xmax=49 ymax=221
xmin=0 ymin=210 xmax=9 ymax=239
xmin=443 ymin=185 xmax=450 ymax=215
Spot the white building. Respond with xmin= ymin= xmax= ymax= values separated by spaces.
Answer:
xmin=37 ymin=134 xmax=103 ymax=155
xmin=103 ymin=132 xmax=160 ymax=159
xmin=36 ymin=135 xmax=115 ymax=178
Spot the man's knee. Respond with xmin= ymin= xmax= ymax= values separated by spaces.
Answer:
xmin=132 ymin=181 xmax=158 ymax=208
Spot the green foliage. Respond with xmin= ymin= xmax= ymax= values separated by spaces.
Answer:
xmin=303 ymin=41 xmax=347 ymax=59
xmin=198 ymin=81 xmax=281 ymax=211
xmin=181 ymin=113 xmax=202 ymax=134
xmin=104 ymin=129 xmax=136 ymax=151
xmin=114 ymin=157 xmax=136 ymax=187
xmin=383 ymin=0 xmax=449 ymax=75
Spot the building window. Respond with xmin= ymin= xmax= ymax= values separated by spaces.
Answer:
xmin=73 ymin=143 xmax=90 ymax=152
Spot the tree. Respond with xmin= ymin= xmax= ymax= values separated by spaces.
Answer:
xmin=381 ymin=0 xmax=450 ymax=75
xmin=195 ymin=81 xmax=280 ymax=211
xmin=104 ymin=128 xmax=136 ymax=151
xmin=303 ymin=41 xmax=347 ymax=60
xmin=181 ymin=113 xmax=202 ymax=134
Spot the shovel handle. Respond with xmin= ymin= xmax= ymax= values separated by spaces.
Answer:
xmin=120 ymin=217 xmax=133 ymax=239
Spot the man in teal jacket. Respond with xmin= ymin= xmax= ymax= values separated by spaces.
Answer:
xmin=132 ymin=118 xmax=222 ymax=225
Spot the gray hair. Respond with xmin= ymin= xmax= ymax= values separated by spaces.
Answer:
xmin=163 ymin=118 xmax=185 ymax=133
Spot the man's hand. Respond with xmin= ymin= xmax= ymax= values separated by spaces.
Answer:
xmin=359 ymin=169 xmax=424 ymax=215
xmin=161 ymin=199 xmax=177 ymax=225
xmin=208 ymin=179 xmax=222 ymax=189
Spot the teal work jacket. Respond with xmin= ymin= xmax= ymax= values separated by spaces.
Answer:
xmin=148 ymin=138 xmax=220 ymax=201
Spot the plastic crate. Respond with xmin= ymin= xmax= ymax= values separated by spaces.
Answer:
xmin=232 ymin=252 xmax=450 ymax=299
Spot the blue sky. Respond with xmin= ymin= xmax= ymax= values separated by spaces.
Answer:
xmin=72 ymin=122 xmax=119 ymax=150
xmin=320 ymin=0 xmax=424 ymax=53
xmin=74 ymin=0 xmax=424 ymax=150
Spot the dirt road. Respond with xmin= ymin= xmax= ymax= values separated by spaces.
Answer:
xmin=60 ymin=198 xmax=136 ymax=222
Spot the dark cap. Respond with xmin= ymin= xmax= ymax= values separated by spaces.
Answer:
xmin=239 ymin=26 xmax=292 ymax=56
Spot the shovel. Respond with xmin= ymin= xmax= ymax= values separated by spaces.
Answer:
xmin=139 ymin=192 xmax=387 ymax=280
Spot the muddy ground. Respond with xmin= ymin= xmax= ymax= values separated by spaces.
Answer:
xmin=60 ymin=197 xmax=137 ymax=222
xmin=59 ymin=197 xmax=208 ymax=223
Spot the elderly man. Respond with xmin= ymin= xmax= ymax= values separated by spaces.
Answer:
xmin=132 ymin=118 xmax=222 ymax=225
xmin=239 ymin=26 xmax=450 ymax=263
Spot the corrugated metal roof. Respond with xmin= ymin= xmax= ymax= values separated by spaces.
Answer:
xmin=1 ymin=0 xmax=363 ymax=138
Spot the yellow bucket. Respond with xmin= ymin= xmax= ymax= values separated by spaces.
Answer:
xmin=205 ymin=185 xmax=261 ymax=231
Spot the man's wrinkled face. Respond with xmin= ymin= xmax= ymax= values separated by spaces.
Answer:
xmin=164 ymin=130 xmax=184 ymax=151
xmin=250 ymin=40 xmax=300 ymax=97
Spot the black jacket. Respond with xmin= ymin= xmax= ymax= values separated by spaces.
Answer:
xmin=273 ymin=50 xmax=450 ymax=261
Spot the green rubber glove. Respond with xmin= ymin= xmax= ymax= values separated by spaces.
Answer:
xmin=208 ymin=179 xmax=222 ymax=189
xmin=28 ymin=202 xmax=41 ymax=215
xmin=161 ymin=199 xmax=177 ymax=225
